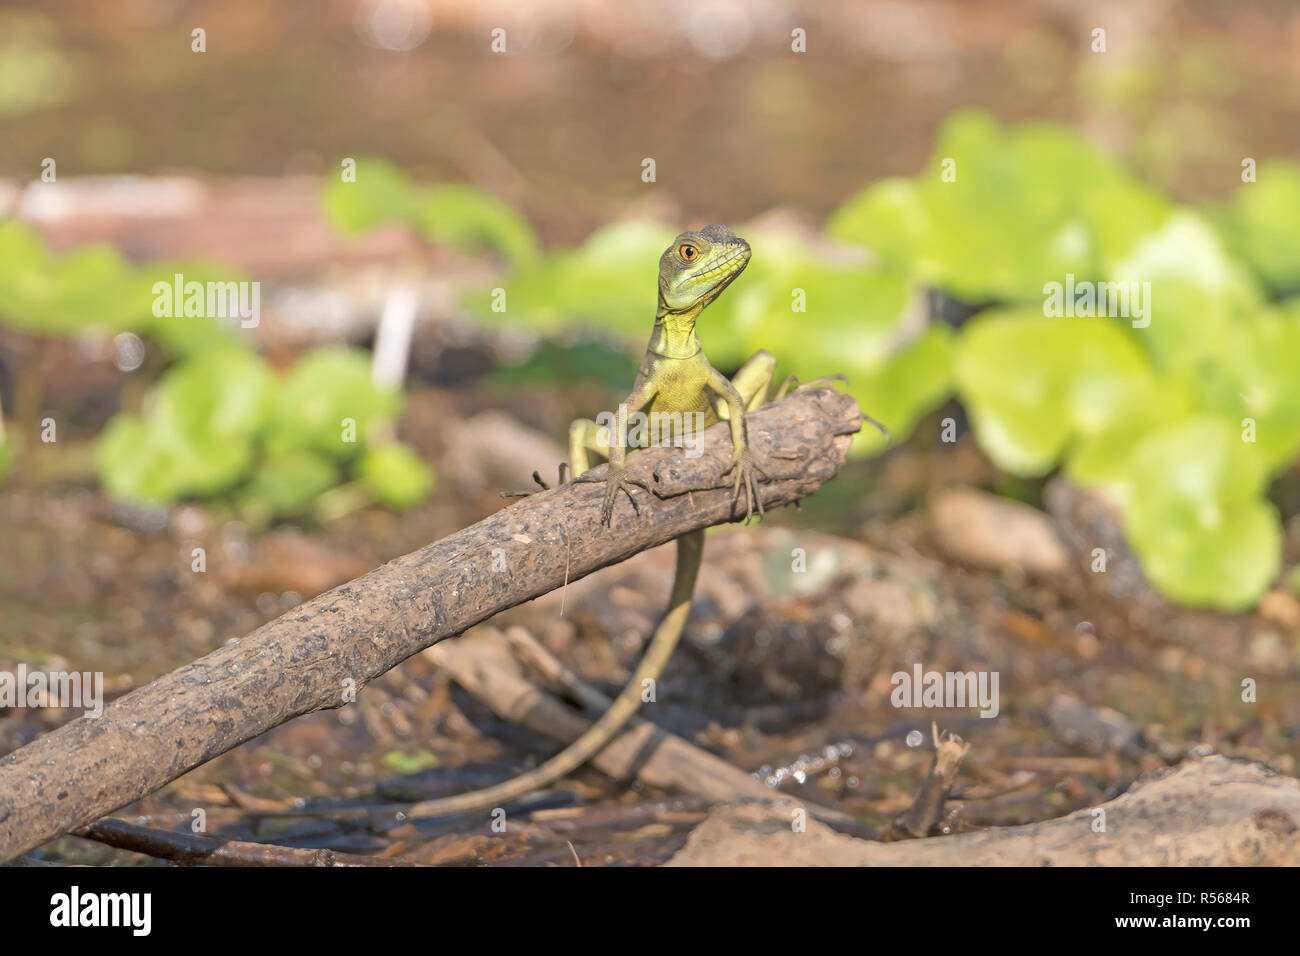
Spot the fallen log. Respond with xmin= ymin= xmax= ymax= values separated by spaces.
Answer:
xmin=0 ymin=387 xmax=863 ymax=862
xmin=665 ymin=755 xmax=1300 ymax=866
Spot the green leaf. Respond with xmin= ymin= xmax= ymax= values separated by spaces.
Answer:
xmin=357 ymin=442 xmax=434 ymax=510
xmin=152 ymin=348 xmax=275 ymax=445
xmin=830 ymin=111 xmax=1170 ymax=303
xmin=322 ymin=157 xmax=417 ymax=235
xmin=1064 ymin=371 xmax=1195 ymax=500
xmin=0 ymin=220 xmax=55 ymax=327
xmin=1212 ymin=160 xmax=1300 ymax=295
xmin=954 ymin=313 xmax=1074 ymax=475
xmin=267 ymin=347 xmax=402 ymax=460
xmin=414 ymin=184 xmax=538 ymax=266
xmin=134 ymin=261 xmax=251 ymax=355
xmin=466 ymin=221 xmax=674 ymax=339
xmin=382 ymin=749 xmax=440 ymax=774
xmin=0 ymin=237 xmax=141 ymax=335
xmin=848 ymin=326 xmax=954 ymax=457
xmin=0 ymin=223 xmax=243 ymax=353
xmin=732 ymin=260 xmax=910 ymax=376
xmin=95 ymin=350 xmax=275 ymax=504
xmin=557 ymin=221 xmax=678 ymax=337
xmin=95 ymin=413 xmax=214 ymax=505
xmin=826 ymin=177 xmax=929 ymax=274
xmin=46 ymin=244 xmax=140 ymax=331
xmin=1195 ymin=305 xmax=1300 ymax=471
xmin=1109 ymin=211 xmax=1262 ymax=373
xmin=955 ymin=311 xmax=1156 ymax=476
xmin=238 ymin=449 xmax=341 ymax=519
xmin=1122 ymin=417 xmax=1280 ymax=610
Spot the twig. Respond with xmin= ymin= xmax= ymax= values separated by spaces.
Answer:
xmin=74 ymin=819 xmax=417 ymax=867
xmin=893 ymin=722 xmax=971 ymax=839
xmin=503 ymin=624 xmax=615 ymax=712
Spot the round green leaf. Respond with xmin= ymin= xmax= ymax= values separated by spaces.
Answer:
xmin=322 ymin=157 xmax=417 ymax=235
xmin=1123 ymin=417 xmax=1279 ymax=610
xmin=358 ymin=442 xmax=434 ymax=510
xmin=268 ymin=347 xmax=402 ymax=460
xmin=238 ymin=449 xmax=340 ymax=519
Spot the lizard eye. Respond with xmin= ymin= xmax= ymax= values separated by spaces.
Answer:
xmin=679 ymin=244 xmax=698 ymax=261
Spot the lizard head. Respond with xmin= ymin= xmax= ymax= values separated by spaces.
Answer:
xmin=658 ymin=224 xmax=751 ymax=315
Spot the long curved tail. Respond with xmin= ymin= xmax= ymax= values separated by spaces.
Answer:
xmin=406 ymin=530 xmax=704 ymax=819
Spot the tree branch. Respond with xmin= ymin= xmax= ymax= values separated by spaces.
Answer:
xmin=0 ymin=388 xmax=863 ymax=862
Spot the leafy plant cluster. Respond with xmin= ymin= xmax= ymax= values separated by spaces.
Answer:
xmin=827 ymin=113 xmax=1300 ymax=611
xmin=340 ymin=125 xmax=1298 ymax=611
xmin=0 ymin=221 xmax=432 ymax=520
xmin=97 ymin=346 xmax=433 ymax=522
xmin=322 ymin=158 xmax=538 ymax=267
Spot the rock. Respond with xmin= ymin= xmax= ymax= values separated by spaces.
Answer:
xmin=219 ymin=530 xmax=374 ymax=600
xmin=1047 ymin=693 xmax=1144 ymax=756
xmin=442 ymin=412 xmax=567 ymax=492
xmin=1258 ymin=589 xmax=1300 ymax=632
xmin=929 ymin=487 xmax=1069 ymax=577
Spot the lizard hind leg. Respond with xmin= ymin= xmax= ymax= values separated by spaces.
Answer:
xmin=716 ymin=349 xmax=777 ymax=420
xmin=772 ymin=373 xmax=848 ymax=402
xmin=568 ymin=417 xmax=610 ymax=478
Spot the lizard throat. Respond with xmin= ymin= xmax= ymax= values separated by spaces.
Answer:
xmin=650 ymin=307 xmax=702 ymax=358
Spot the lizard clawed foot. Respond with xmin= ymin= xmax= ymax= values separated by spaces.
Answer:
xmin=722 ymin=452 xmax=769 ymax=524
xmin=573 ymin=466 xmax=651 ymax=528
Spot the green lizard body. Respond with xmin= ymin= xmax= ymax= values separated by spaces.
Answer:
xmin=412 ymin=225 xmax=793 ymax=819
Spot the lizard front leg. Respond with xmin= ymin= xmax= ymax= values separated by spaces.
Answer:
xmin=707 ymin=366 xmax=769 ymax=522
xmin=573 ymin=383 xmax=656 ymax=527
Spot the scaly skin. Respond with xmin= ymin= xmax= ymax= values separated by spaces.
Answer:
xmin=410 ymin=225 xmax=778 ymax=819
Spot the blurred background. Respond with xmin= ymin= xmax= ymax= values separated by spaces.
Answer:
xmin=3 ymin=0 xmax=1300 ymax=865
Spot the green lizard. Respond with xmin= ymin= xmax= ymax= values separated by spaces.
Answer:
xmin=414 ymin=224 xmax=803 ymax=818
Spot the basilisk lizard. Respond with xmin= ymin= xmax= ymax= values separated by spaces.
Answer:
xmin=415 ymin=224 xmax=813 ymax=817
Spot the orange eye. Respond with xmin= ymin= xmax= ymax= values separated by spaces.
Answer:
xmin=679 ymin=244 xmax=698 ymax=261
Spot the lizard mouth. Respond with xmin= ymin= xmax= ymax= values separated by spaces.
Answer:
xmin=688 ymin=243 xmax=751 ymax=282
